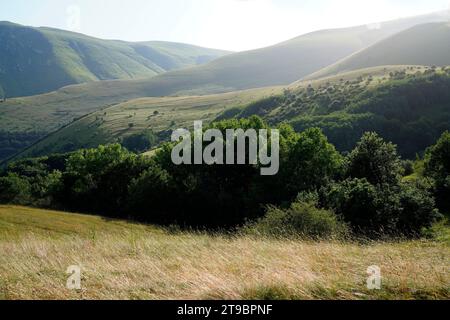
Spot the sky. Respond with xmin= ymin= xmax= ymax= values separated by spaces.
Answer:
xmin=1 ymin=0 xmax=450 ymax=51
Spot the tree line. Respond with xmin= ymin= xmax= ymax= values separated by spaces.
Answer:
xmin=0 ymin=116 xmax=448 ymax=238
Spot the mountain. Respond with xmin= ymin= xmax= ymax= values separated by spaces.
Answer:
xmin=1 ymin=11 xmax=450 ymax=162
xmin=95 ymin=11 xmax=450 ymax=95
xmin=0 ymin=21 xmax=230 ymax=98
xmin=306 ymin=22 xmax=450 ymax=80
xmin=2 ymin=11 xmax=449 ymax=99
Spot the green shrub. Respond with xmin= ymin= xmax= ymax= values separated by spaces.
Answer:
xmin=247 ymin=201 xmax=348 ymax=239
xmin=322 ymin=178 xmax=441 ymax=236
xmin=323 ymin=178 xmax=385 ymax=233
xmin=397 ymin=182 xmax=442 ymax=235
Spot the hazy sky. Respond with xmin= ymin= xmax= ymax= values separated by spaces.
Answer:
xmin=1 ymin=0 xmax=449 ymax=51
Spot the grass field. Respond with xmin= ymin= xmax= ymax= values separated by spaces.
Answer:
xmin=0 ymin=206 xmax=448 ymax=300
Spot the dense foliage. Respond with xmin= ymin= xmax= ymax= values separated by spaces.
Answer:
xmin=0 ymin=117 xmax=446 ymax=238
xmin=424 ymin=131 xmax=450 ymax=213
xmin=121 ymin=130 xmax=159 ymax=153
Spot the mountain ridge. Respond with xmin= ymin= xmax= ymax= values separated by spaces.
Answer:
xmin=305 ymin=22 xmax=450 ymax=79
xmin=0 ymin=21 xmax=230 ymax=97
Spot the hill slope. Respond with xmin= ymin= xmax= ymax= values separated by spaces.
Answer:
xmin=307 ymin=23 xmax=450 ymax=80
xmin=0 ymin=21 xmax=230 ymax=98
xmin=1 ymin=11 xmax=450 ymax=161
xmin=7 ymin=66 xmax=416 ymax=160
xmin=0 ymin=205 xmax=448 ymax=300
xmin=84 ymin=11 xmax=450 ymax=95
xmin=2 ymin=12 xmax=448 ymax=129
xmin=11 ymin=86 xmax=282 ymax=159
xmin=229 ymin=67 xmax=450 ymax=158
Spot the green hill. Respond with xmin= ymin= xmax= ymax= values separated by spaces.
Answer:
xmin=228 ymin=67 xmax=450 ymax=158
xmin=0 ymin=21 xmax=230 ymax=98
xmin=307 ymin=23 xmax=450 ymax=80
xmin=10 ymin=86 xmax=282 ymax=159
xmin=5 ymin=66 xmax=414 ymax=160
xmin=77 ymin=11 xmax=450 ymax=96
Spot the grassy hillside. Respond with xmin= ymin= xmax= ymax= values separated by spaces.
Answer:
xmin=1 ymin=66 xmax=426 ymax=162
xmin=225 ymin=66 xmax=450 ymax=158
xmin=11 ymin=86 xmax=282 ymax=158
xmin=307 ymin=23 xmax=450 ymax=80
xmin=0 ymin=22 xmax=230 ymax=98
xmin=0 ymin=205 xmax=448 ymax=300
xmin=11 ymin=66 xmax=430 ymax=160
xmin=128 ymin=11 xmax=450 ymax=93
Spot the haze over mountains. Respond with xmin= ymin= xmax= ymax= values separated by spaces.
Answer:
xmin=1 ymin=10 xmax=450 ymax=163
xmin=1 ymin=11 xmax=449 ymax=99
xmin=307 ymin=22 xmax=450 ymax=79
xmin=0 ymin=21 xmax=230 ymax=97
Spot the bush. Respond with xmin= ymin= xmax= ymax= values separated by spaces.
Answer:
xmin=323 ymin=178 xmax=386 ymax=233
xmin=247 ymin=201 xmax=348 ymax=239
xmin=322 ymin=178 xmax=441 ymax=236
xmin=397 ymin=182 xmax=442 ymax=235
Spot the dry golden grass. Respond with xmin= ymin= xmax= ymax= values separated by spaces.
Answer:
xmin=0 ymin=206 xmax=448 ymax=300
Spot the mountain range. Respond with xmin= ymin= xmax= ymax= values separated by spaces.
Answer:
xmin=1 ymin=10 xmax=450 ymax=163
xmin=0 ymin=21 xmax=230 ymax=97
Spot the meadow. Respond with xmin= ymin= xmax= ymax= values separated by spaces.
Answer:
xmin=0 ymin=206 xmax=448 ymax=300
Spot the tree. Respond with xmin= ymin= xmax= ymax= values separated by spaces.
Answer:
xmin=57 ymin=144 xmax=149 ymax=213
xmin=279 ymin=127 xmax=343 ymax=198
xmin=424 ymin=131 xmax=450 ymax=180
xmin=347 ymin=132 xmax=402 ymax=185
xmin=424 ymin=131 xmax=450 ymax=212
xmin=127 ymin=164 xmax=175 ymax=223
xmin=121 ymin=130 xmax=158 ymax=153
xmin=0 ymin=173 xmax=31 ymax=204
